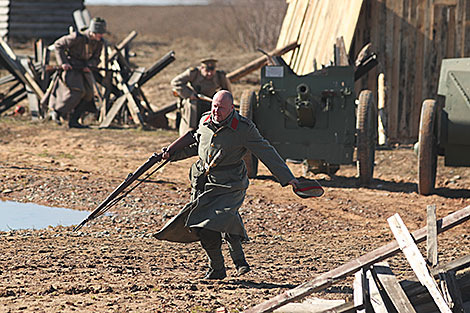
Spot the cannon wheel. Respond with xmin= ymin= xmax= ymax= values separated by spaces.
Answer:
xmin=356 ymin=90 xmax=377 ymax=185
xmin=418 ymin=99 xmax=438 ymax=195
xmin=239 ymin=90 xmax=259 ymax=178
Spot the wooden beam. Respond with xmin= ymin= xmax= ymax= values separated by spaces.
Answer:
xmin=243 ymin=205 xmax=470 ymax=313
xmin=427 ymin=204 xmax=438 ymax=267
xmin=372 ymin=262 xmax=417 ymax=313
xmin=366 ymin=270 xmax=388 ymax=313
xmin=111 ymin=60 xmax=144 ymax=127
xmin=431 ymin=254 xmax=470 ymax=276
xmin=108 ymin=31 xmax=138 ymax=61
xmin=353 ymin=270 xmax=367 ymax=313
xmin=387 ymin=214 xmax=452 ymax=313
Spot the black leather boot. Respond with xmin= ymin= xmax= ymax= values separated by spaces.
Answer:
xmin=68 ymin=107 xmax=88 ymax=128
xmin=203 ymin=248 xmax=226 ymax=280
xmin=203 ymin=267 xmax=227 ymax=280
xmin=226 ymin=233 xmax=251 ymax=276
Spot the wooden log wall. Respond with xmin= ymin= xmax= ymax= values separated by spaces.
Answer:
xmin=353 ymin=0 xmax=470 ymax=142
xmin=278 ymin=0 xmax=470 ymax=143
xmin=0 ymin=0 xmax=84 ymax=41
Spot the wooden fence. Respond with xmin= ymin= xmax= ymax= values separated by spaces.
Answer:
xmin=277 ymin=0 xmax=470 ymax=143
xmin=0 ymin=0 xmax=83 ymax=41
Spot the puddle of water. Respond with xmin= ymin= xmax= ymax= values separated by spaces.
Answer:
xmin=0 ymin=201 xmax=89 ymax=231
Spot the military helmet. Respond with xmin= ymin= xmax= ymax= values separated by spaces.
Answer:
xmin=293 ymin=177 xmax=324 ymax=198
xmin=89 ymin=17 xmax=107 ymax=34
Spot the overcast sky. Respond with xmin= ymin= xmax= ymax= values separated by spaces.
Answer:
xmin=84 ymin=0 xmax=210 ymax=5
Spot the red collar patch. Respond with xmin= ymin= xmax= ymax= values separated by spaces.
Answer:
xmin=230 ymin=116 xmax=239 ymax=130
xmin=203 ymin=114 xmax=211 ymax=123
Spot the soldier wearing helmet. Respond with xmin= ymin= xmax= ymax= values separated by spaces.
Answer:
xmin=171 ymin=58 xmax=232 ymax=136
xmin=47 ymin=17 xmax=107 ymax=128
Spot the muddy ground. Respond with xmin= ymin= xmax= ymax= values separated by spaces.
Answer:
xmin=1 ymin=4 xmax=470 ymax=313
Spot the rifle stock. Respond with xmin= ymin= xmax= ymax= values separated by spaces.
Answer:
xmin=73 ymin=131 xmax=196 ymax=231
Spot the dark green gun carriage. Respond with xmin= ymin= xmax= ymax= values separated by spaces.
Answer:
xmin=238 ymin=54 xmax=378 ymax=185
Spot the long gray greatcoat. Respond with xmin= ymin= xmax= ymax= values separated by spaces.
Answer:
xmin=154 ymin=110 xmax=295 ymax=243
xmin=48 ymin=31 xmax=104 ymax=114
xmin=171 ymin=67 xmax=232 ymax=135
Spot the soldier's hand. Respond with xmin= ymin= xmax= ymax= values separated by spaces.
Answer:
xmin=82 ymin=67 xmax=91 ymax=73
xmin=189 ymin=93 xmax=198 ymax=101
xmin=61 ymin=64 xmax=72 ymax=71
xmin=161 ymin=147 xmax=170 ymax=160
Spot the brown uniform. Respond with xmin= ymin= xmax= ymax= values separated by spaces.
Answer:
xmin=48 ymin=31 xmax=104 ymax=115
xmin=171 ymin=67 xmax=232 ymax=135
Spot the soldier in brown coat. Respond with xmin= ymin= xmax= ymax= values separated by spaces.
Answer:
xmin=171 ymin=59 xmax=232 ymax=136
xmin=156 ymin=90 xmax=299 ymax=280
xmin=47 ymin=17 xmax=106 ymax=128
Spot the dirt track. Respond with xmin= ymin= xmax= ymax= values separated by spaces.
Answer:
xmin=1 ymin=118 xmax=470 ymax=312
xmin=1 ymin=4 xmax=470 ymax=313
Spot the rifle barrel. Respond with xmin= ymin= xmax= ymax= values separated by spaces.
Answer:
xmin=73 ymin=152 xmax=163 ymax=231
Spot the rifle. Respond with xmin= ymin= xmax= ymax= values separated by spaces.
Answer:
xmin=73 ymin=131 xmax=196 ymax=232
xmin=45 ymin=65 xmax=125 ymax=73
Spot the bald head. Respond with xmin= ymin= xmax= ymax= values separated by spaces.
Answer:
xmin=211 ymin=90 xmax=234 ymax=122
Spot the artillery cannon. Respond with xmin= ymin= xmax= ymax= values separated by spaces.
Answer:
xmin=238 ymin=51 xmax=378 ymax=185
xmin=417 ymin=58 xmax=470 ymax=195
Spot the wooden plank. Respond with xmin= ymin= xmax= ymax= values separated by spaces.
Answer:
xmin=447 ymin=6 xmax=456 ymax=58
xmin=111 ymin=60 xmax=144 ymax=127
xmin=464 ymin=0 xmax=470 ymax=57
xmin=284 ymin=0 xmax=309 ymax=70
xmin=366 ymin=270 xmax=388 ymax=313
xmin=389 ymin=0 xmax=402 ymax=141
xmin=353 ymin=270 xmax=366 ymax=313
xmin=334 ymin=36 xmax=349 ymax=66
xmin=0 ymin=38 xmax=44 ymax=99
xmin=387 ymin=213 xmax=452 ymax=313
xmin=292 ymin=0 xmax=316 ymax=73
xmin=372 ymin=262 xmax=417 ymax=313
xmin=431 ymin=254 xmax=470 ymax=275
xmin=108 ymin=31 xmax=138 ymax=61
xmin=277 ymin=0 xmax=364 ymax=74
xmin=243 ymin=205 xmax=470 ymax=313
xmin=316 ymin=301 xmax=362 ymax=313
xmin=427 ymin=204 xmax=438 ymax=267
xmin=99 ymin=94 xmax=127 ymax=128
xmin=438 ymin=271 xmax=465 ymax=310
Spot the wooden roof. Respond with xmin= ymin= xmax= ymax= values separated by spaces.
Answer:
xmin=276 ymin=0 xmax=364 ymax=75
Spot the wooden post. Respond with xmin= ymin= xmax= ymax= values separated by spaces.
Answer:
xmin=387 ymin=213 xmax=452 ymax=313
xmin=377 ymin=73 xmax=387 ymax=146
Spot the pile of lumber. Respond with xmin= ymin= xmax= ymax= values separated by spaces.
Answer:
xmin=245 ymin=205 xmax=470 ymax=313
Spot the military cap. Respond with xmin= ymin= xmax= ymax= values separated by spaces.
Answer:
xmin=89 ymin=17 xmax=107 ymax=34
xmin=200 ymin=58 xmax=218 ymax=70
xmin=293 ymin=177 xmax=324 ymax=198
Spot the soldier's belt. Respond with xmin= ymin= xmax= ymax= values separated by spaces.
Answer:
xmin=203 ymin=160 xmax=243 ymax=172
